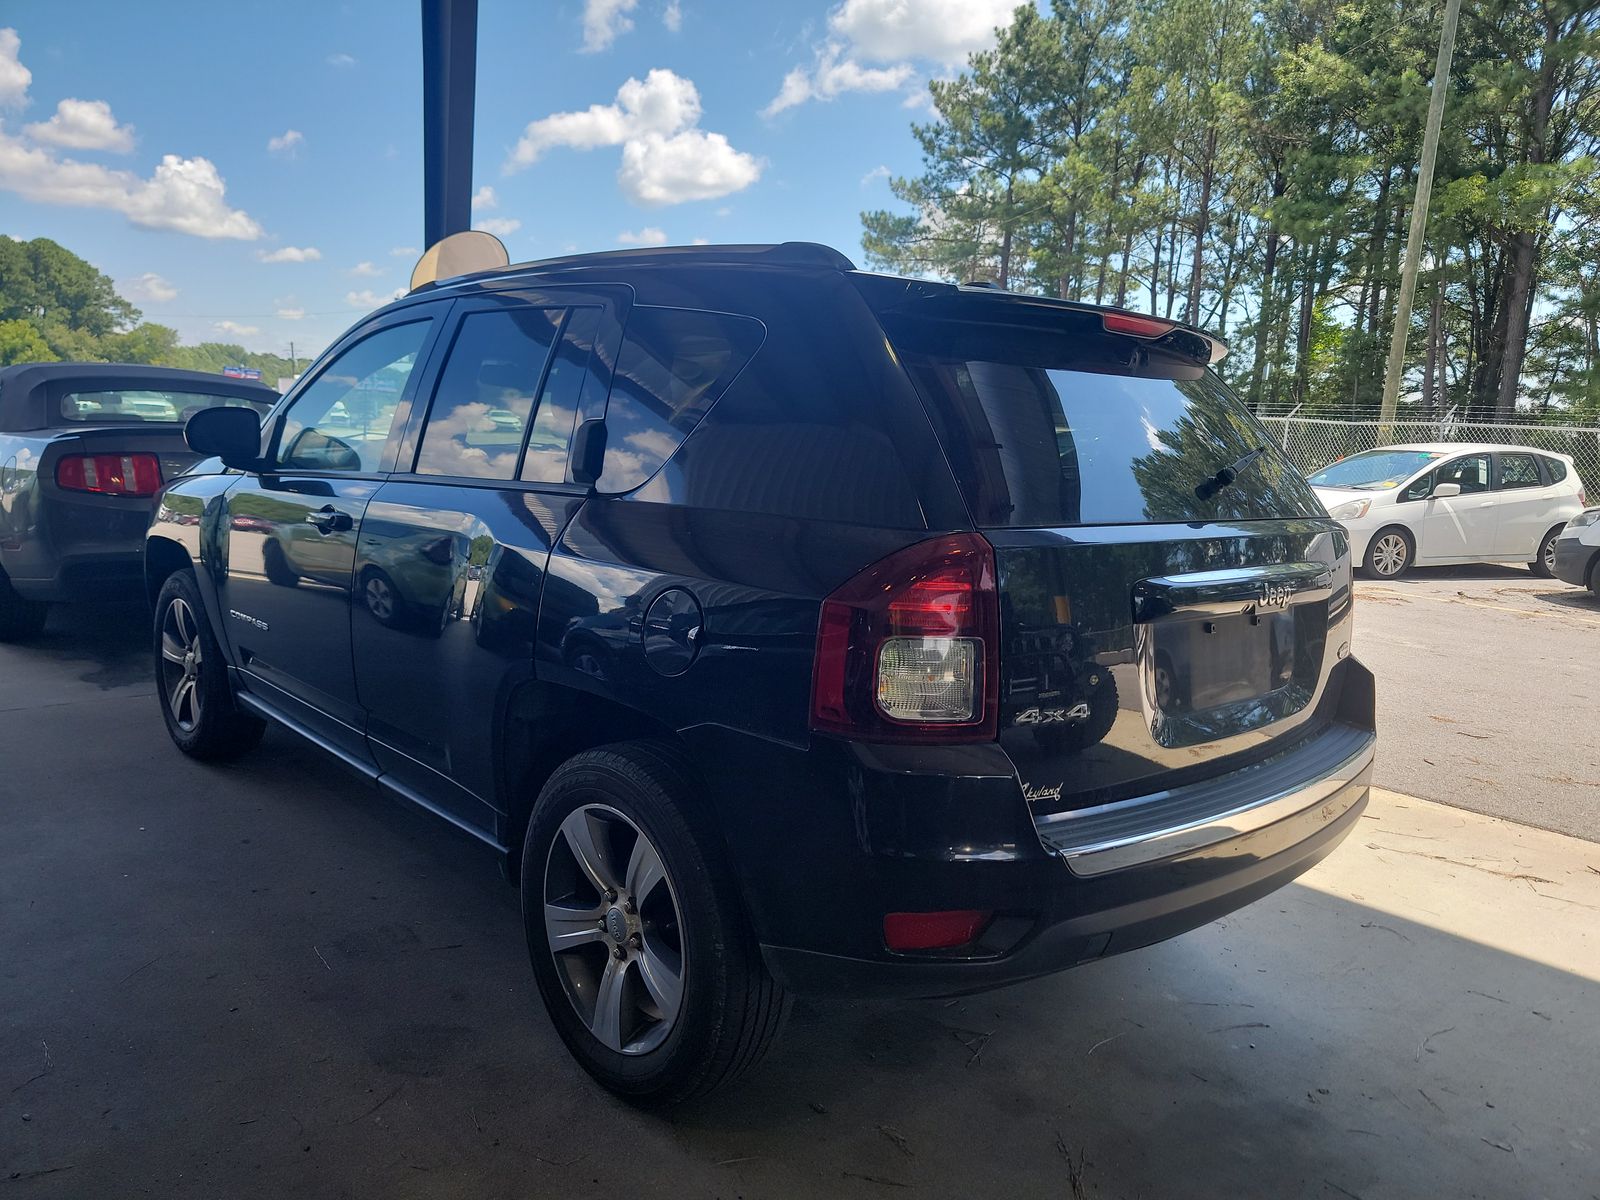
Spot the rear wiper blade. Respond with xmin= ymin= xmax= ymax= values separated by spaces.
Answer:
xmin=1195 ymin=446 xmax=1268 ymax=501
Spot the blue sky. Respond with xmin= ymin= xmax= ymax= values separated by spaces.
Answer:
xmin=0 ymin=0 xmax=1020 ymax=362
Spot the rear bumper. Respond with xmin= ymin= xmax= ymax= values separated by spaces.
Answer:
xmin=2 ymin=494 xmax=151 ymax=603
xmin=1552 ymin=537 xmax=1594 ymax=589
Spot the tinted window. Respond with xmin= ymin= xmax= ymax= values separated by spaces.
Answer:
xmin=595 ymin=307 xmax=764 ymax=493
xmin=277 ymin=321 xmax=430 ymax=473
xmin=1499 ymin=453 xmax=1541 ymax=490
xmin=1439 ymin=455 xmax=1490 ymax=494
xmin=1544 ymin=456 xmax=1567 ymax=483
xmin=895 ymin=331 xmax=1319 ymax=526
xmin=60 ymin=388 xmax=272 ymax=424
xmin=523 ymin=307 xmax=601 ymax=484
xmin=416 ymin=307 xmax=559 ymax=479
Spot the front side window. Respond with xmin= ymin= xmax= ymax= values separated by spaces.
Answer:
xmin=1499 ymin=453 xmax=1541 ymax=490
xmin=60 ymin=388 xmax=273 ymax=424
xmin=415 ymin=307 xmax=561 ymax=479
xmin=276 ymin=321 xmax=431 ymax=473
xmin=1399 ymin=471 xmax=1435 ymax=502
xmin=595 ymin=307 xmax=764 ymax=493
xmin=1438 ymin=455 xmax=1490 ymax=494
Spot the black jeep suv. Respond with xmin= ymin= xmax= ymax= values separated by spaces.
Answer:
xmin=145 ymin=242 xmax=1375 ymax=1103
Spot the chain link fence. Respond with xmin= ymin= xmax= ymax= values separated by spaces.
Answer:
xmin=1257 ymin=415 xmax=1600 ymax=498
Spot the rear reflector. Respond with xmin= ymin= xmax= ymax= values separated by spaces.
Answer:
xmin=55 ymin=453 xmax=163 ymax=497
xmin=1102 ymin=311 xmax=1176 ymax=339
xmin=884 ymin=910 xmax=992 ymax=952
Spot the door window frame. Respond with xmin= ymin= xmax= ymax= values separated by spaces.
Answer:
xmin=256 ymin=303 xmax=453 ymax=481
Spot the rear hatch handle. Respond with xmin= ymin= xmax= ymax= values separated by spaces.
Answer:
xmin=1132 ymin=562 xmax=1333 ymax=623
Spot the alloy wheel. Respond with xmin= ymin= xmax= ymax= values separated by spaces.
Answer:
xmin=1543 ymin=536 xmax=1557 ymax=573
xmin=543 ymin=804 xmax=685 ymax=1055
xmin=365 ymin=575 xmax=395 ymax=622
xmin=1372 ymin=533 xmax=1409 ymax=577
xmin=159 ymin=597 xmax=204 ymax=732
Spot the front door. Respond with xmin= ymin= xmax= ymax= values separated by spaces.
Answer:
xmin=220 ymin=315 xmax=440 ymax=755
xmin=1420 ymin=453 xmax=1496 ymax=560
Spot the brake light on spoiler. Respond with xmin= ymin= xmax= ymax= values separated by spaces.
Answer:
xmin=55 ymin=453 xmax=162 ymax=497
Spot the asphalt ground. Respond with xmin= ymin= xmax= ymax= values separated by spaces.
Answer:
xmin=1352 ymin=563 xmax=1600 ymax=843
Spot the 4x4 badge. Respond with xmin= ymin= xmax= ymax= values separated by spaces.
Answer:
xmin=1014 ymin=703 xmax=1091 ymax=727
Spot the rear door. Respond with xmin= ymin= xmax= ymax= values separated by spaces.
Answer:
xmin=883 ymin=301 xmax=1354 ymax=813
xmin=219 ymin=312 xmax=442 ymax=756
xmin=1420 ymin=453 xmax=1495 ymax=560
xmin=1491 ymin=451 xmax=1553 ymax=558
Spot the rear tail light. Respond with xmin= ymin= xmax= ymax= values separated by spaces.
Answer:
xmin=810 ymin=533 xmax=999 ymax=743
xmin=1581 ymin=487 xmax=1589 ymax=507
xmin=55 ymin=453 xmax=163 ymax=497
xmin=884 ymin=910 xmax=992 ymax=952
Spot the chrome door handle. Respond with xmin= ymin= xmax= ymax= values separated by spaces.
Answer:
xmin=305 ymin=506 xmax=352 ymax=534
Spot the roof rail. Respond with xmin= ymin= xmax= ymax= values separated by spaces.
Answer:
xmin=497 ymin=241 xmax=857 ymax=276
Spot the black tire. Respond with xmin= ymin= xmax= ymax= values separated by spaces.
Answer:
xmin=1362 ymin=526 xmax=1414 ymax=579
xmin=521 ymin=741 xmax=789 ymax=1105
xmin=0 ymin=569 xmax=48 ymax=641
xmin=358 ymin=566 xmax=403 ymax=628
xmin=1528 ymin=525 xmax=1564 ymax=578
xmin=153 ymin=570 xmax=266 ymax=760
xmin=262 ymin=538 xmax=299 ymax=588
xmin=1033 ymin=669 xmax=1120 ymax=754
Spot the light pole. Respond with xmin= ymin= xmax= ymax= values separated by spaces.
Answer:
xmin=421 ymin=0 xmax=479 ymax=250
xmin=1378 ymin=0 xmax=1462 ymax=433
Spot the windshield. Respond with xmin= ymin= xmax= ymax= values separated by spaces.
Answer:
xmin=1307 ymin=449 xmax=1444 ymax=490
xmin=59 ymin=388 xmax=275 ymax=425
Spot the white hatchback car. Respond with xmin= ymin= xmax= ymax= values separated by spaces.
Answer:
xmin=1308 ymin=443 xmax=1587 ymax=579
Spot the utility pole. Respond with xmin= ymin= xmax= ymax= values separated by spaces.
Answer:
xmin=288 ymin=341 xmax=297 ymax=374
xmin=1378 ymin=0 xmax=1461 ymax=432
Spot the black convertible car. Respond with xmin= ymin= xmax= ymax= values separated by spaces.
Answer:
xmin=0 ymin=362 xmax=276 ymax=638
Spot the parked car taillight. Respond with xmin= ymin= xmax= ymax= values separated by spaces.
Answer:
xmin=55 ymin=453 xmax=162 ymax=497
xmin=810 ymin=533 xmax=999 ymax=743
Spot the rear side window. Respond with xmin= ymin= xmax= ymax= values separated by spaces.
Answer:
xmin=595 ymin=306 xmax=763 ymax=493
xmin=60 ymin=388 xmax=272 ymax=424
xmin=1544 ymin=456 xmax=1568 ymax=483
xmin=416 ymin=307 xmax=560 ymax=479
xmin=1499 ymin=453 xmax=1541 ymax=490
xmin=889 ymin=318 xmax=1320 ymax=527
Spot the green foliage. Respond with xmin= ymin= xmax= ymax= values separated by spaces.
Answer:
xmin=0 ymin=318 xmax=57 ymax=367
xmin=863 ymin=0 xmax=1600 ymax=424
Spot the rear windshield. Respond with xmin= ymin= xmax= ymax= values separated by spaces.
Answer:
xmin=1307 ymin=448 xmax=1444 ymax=490
xmin=888 ymin=317 xmax=1321 ymax=527
xmin=60 ymin=388 xmax=274 ymax=425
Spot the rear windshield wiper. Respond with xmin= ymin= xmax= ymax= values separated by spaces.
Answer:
xmin=1195 ymin=446 xmax=1268 ymax=501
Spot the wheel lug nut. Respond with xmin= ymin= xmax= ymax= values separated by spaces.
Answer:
xmin=604 ymin=890 xmax=617 ymax=903
xmin=597 ymin=918 xmax=607 ymax=929
xmin=613 ymin=945 xmax=626 ymax=960
xmin=628 ymin=933 xmax=642 ymax=949
xmin=623 ymin=899 xmax=636 ymax=915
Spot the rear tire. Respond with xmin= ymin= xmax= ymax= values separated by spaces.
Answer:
xmin=1363 ymin=527 xmax=1414 ymax=579
xmin=154 ymin=570 xmax=266 ymax=761
xmin=521 ymin=740 xmax=788 ymax=1105
xmin=0 ymin=570 xmax=48 ymax=641
xmin=1529 ymin=525 xmax=1563 ymax=578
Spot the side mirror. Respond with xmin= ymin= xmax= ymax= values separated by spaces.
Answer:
xmin=569 ymin=418 xmax=608 ymax=488
xmin=1431 ymin=482 xmax=1462 ymax=499
xmin=186 ymin=406 xmax=263 ymax=471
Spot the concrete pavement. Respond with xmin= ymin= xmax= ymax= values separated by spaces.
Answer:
xmin=3 ymin=603 xmax=1599 ymax=1198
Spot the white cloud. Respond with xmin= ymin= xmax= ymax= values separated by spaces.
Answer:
xmin=828 ymin=0 xmax=1016 ymax=65
xmin=124 ymin=272 xmax=177 ymax=302
xmin=327 ymin=52 xmax=357 ymax=67
xmin=475 ymin=217 xmax=522 ymax=236
xmin=347 ymin=260 xmax=381 ymax=277
xmin=714 ymin=206 xmax=731 ymax=217
xmin=581 ymin=0 xmax=637 ymax=52
xmin=267 ymin=129 xmax=303 ymax=156
xmin=0 ymin=133 xmax=263 ymax=239
xmin=764 ymin=0 xmax=1017 ymax=116
xmin=0 ymin=28 xmax=31 ymax=107
xmin=389 ymin=245 xmax=418 ymax=257
xmin=25 ymin=99 xmax=135 ymax=153
xmin=214 ymin=320 xmax=260 ymax=338
xmin=258 ymin=245 xmax=321 ymax=262
xmin=346 ymin=287 xmax=406 ymax=308
xmin=505 ymin=69 xmax=760 ymax=207
xmin=617 ymin=226 xmax=668 ymax=246
xmin=690 ymin=236 xmax=709 ymax=245
xmin=276 ymin=306 xmax=306 ymax=320
xmin=762 ymin=43 xmax=913 ymax=116
xmin=663 ymin=0 xmax=683 ymax=32
xmin=471 ymin=184 xmax=496 ymax=210
xmin=860 ymin=163 xmax=891 ymax=187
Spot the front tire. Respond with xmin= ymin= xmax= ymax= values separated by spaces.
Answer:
xmin=521 ymin=741 xmax=788 ymax=1104
xmin=0 ymin=569 xmax=48 ymax=641
xmin=1529 ymin=525 xmax=1563 ymax=578
xmin=154 ymin=570 xmax=266 ymax=760
xmin=1363 ymin=527 xmax=1414 ymax=579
